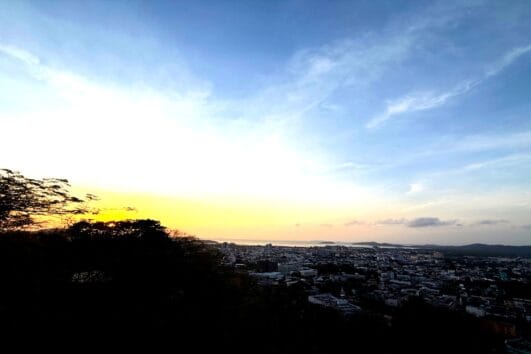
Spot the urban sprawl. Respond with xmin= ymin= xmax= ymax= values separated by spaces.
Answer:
xmin=214 ymin=242 xmax=530 ymax=351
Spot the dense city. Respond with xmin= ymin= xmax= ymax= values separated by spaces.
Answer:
xmin=215 ymin=242 xmax=531 ymax=352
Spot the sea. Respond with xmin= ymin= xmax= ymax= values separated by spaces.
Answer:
xmin=209 ymin=238 xmax=418 ymax=249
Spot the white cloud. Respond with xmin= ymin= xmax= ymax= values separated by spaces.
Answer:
xmin=238 ymin=33 xmax=419 ymax=131
xmin=0 ymin=42 xmax=385 ymax=206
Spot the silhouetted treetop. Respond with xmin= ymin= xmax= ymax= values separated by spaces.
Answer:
xmin=68 ymin=219 xmax=169 ymax=243
xmin=0 ymin=168 xmax=97 ymax=231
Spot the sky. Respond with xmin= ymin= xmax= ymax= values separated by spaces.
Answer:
xmin=0 ymin=0 xmax=530 ymax=245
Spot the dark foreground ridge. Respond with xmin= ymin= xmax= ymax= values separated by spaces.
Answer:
xmin=1 ymin=220 xmax=523 ymax=352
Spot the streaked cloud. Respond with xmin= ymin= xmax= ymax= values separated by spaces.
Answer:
xmin=462 ymin=154 xmax=531 ymax=172
xmin=407 ymin=217 xmax=458 ymax=228
xmin=485 ymin=43 xmax=531 ymax=78
xmin=344 ymin=219 xmax=364 ymax=226
xmin=475 ymin=219 xmax=509 ymax=226
xmin=0 ymin=44 xmax=40 ymax=65
xmin=241 ymin=34 xmax=417 ymax=131
xmin=348 ymin=217 xmax=516 ymax=228
xmin=376 ymin=218 xmax=407 ymax=225
xmin=366 ymin=43 xmax=531 ymax=129
xmin=366 ymin=80 xmax=478 ymax=129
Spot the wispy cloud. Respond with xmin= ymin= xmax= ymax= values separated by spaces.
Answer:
xmin=366 ymin=43 xmax=531 ymax=129
xmin=411 ymin=131 xmax=531 ymax=164
xmin=448 ymin=131 xmax=531 ymax=153
xmin=344 ymin=219 xmax=364 ymax=226
xmin=366 ymin=80 xmax=478 ymax=129
xmin=369 ymin=130 xmax=531 ymax=179
xmin=0 ymin=42 xmax=386 ymax=205
xmin=240 ymin=35 xmax=417 ymax=131
xmin=0 ymin=43 xmax=309 ymax=198
xmin=343 ymin=217 xmax=460 ymax=227
xmin=396 ymin=153 xmax=531 ymax=194
xmin=462 ymin=154 xmax=531 ymax=172
xmin=407 ymin=217 xmax=458 ymax=228
xmin=363 ymin=217 xmax=514 ymax=228
xmin=475 ymin=219 xmax=509 ymax=226
xmin=235 ymin=3 xmax=481 ymax=132
xmin=485 ymin=43 xmax=531 ymax=78
xmin=0 ymin=44 xmax=40 ymax=65
xmin=376 ymin=218 xmax=407 ymax=225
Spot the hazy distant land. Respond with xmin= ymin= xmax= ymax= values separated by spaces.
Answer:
xmin=213 ymin=239 xmax=531 ymax=258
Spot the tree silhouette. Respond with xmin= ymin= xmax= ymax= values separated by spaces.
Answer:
xmin=0 ymin=168 xmax=97 ymax=231
xmin=68 ymin=219 xmax=169 ymax=243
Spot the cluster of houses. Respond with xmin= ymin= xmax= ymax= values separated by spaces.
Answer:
xmin=215 ymin=241 xmax=530 ymax=347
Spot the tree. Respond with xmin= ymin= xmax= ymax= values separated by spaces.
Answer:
xmin=68 ymin=219 xmax=169 ymax=243
xmin=0 ymin=168 xmax=97 ymax=231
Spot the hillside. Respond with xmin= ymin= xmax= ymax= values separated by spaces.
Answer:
xmin=0 ymin=220 xmax=506 ymax=352
xmin=352 ymin=242 xmax=531 ymax=258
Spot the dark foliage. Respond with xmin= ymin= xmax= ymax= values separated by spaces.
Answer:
xmin=0 ymin=220 xmax=505 ymax=352
xmin=0 ymin=168 xmax=96 ymax=230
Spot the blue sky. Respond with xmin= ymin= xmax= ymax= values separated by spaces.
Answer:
xmin=0 ymin=0 xmax=530 ymax=244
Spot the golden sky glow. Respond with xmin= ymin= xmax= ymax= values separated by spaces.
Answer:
xmin=66 ymin=187 xmax=475 ymax=244
xmin=74 ymin=187 xmax=371 ymax=240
